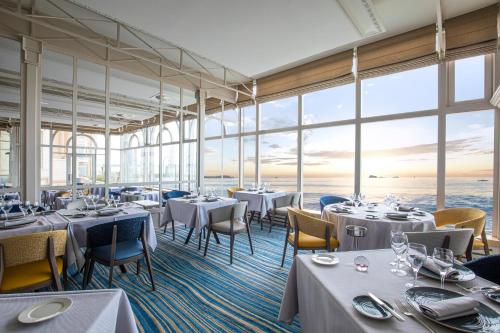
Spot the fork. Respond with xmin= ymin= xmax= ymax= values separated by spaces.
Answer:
xmin=394 ymin=299 xmax=437 ymax=333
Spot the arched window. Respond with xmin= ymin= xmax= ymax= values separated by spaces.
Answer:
xmin=129 ymin=134 xmax=140 ymax=148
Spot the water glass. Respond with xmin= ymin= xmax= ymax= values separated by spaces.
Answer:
xmin=433 ymin=248 xmax=454 ymax=290
xmin=390 ymin=231 xmax=408 ymax=276
xmin=405 ymin=243 xmax=427 ymax=288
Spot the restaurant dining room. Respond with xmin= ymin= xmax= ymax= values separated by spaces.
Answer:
xmin=1 ymin=0 xmax=500 ymax=332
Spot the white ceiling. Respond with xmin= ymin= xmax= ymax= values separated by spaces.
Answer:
xmin=73 ymin=0 xmax=496 ymax=78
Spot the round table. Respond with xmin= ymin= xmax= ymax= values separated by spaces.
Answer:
xmin=321 ymin=204 xmax=436 ymax=251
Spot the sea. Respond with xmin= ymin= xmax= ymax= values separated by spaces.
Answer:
xmin=205 ymin=176 xmax=494 ymax=232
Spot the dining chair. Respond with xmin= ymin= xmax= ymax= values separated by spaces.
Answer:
xmin=433 ymin=208 xmax=489 ymax=256
xmin=404 ymin=229 xmax=474 ymax=261
xmin=0 ymin=230 xmax=67 ymax=293
xmin=463 ymin=254 xmax=500 ymax=284
xmin=204 ymin=202 xmax=253 ymax=264
xmin=226 ymin=187 xmax=244 ymax=198
xmin=319 ymin=195 xmax=349 ymax=212
xmin=281 ymin=208 xmax=339 ymax=267
xmin=162 ymin=190 xmax=191 ymax=239
xmin=83 ymin=217 xmax=155 ymax=290
xmin=66 ymin=199 xmax=86 ymax=210
xmin=269 ymin=192 xmax=301 ymax=233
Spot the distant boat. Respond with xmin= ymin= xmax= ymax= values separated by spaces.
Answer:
xmin=393 ymin=176 xmax=399 ymax=178
xmin=477 ymin=179 xmax=488 ymax=182
xmin=368 ymin=175 xmax=378 ymax=178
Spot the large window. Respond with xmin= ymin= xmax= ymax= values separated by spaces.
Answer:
xmin=242 ymin=136 xmax=256 ymax=187
xmin=303 ymin=83 xmax=355 ymax=124
xmin=454 ymin=55 xmax=485 ymax=102
xmin=361 ymin=65 xmax=438 ymax=117
xmin=260 ymin=97 xmax=298 ymax=130
xmin=260 ymin=131 xmax=297 ymax=192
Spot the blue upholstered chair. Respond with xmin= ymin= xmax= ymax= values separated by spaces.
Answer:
xmin=162 ymin=190 xmax=191 ymax=238
xmin=463 ymin=254 xmax=500 ymax=285
xmin=83 ymin=217 xmax=155 ymax=290
xmin=319 ymin=195 xmax=349 ymax=212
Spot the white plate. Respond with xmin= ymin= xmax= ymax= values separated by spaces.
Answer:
xmin=18 ymin=297 xmax=72 ymax=324
xmin=311 ymin=253 xmax=339 ymax=266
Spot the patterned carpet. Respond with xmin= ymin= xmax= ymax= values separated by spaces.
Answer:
xmin=67 ymin=222 xmax=301 ymax=332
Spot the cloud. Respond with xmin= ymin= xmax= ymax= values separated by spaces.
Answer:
xmin=268 ymin=144 xmax=281 ymax=149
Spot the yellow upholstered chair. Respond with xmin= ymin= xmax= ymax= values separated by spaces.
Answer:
xmin=227 ymin=187 xmax=244 ymax=198
xmin=433 ymin=208 xmax=489 ymax=256
xmin=281 ymin=208 xmax=339 ymax=267
xmin=0 ymin=230 xmax=67 ymax=293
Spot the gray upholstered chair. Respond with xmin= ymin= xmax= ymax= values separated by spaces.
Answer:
xmin=269 ymin=192 xmax=301 ymax=233
xmin=204 ymin=202 xmax=253 ymax=264
xmin=404 ymin=228 xmax=474 ymax=261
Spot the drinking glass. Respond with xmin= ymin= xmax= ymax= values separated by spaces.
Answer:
xmin=390 ymin=231 xmax=408 ymax=276
xmin=433 ymin=248 xmax=454 ymax=290
xmin=405 ymin=243 xmax=427 ymax=288
xmin=24 ymin=201 xmax=31 ymax=216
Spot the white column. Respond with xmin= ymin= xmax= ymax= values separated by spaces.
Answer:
xmin=196 ymin=89 xmax=206 ymax=190
xmin=493 ymin=52 xmax=500 ymax=238
xmin=354 ymin=76 xmax=361 ymax=194
xmin=297 ymin=95 xmax=304 ymax=203
xmin=20 ymin=36 xmax=42 ymax=202
xmin=436 ymin=61 xmax=447 ymax=210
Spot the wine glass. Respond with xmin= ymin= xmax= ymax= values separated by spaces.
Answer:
xmin=433 ymin=248 xmax=454 ymax=290
xmin=405 ymin=243 xmax=427 ymax=288
xmin=390 ymin=231 xmax=408 ymax=276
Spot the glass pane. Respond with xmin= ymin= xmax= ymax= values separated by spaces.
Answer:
xmin=361 ymin=65 xmax=438 ymax=117
xmin=204 ymin=139 xmax=222 ymax=194
xmin=446 ymin=110 xmax=494 ymax=233
xmin=242 ymin=105 xmax=256 ymax=132
xmin=163 ymin=83 xmax=181 ymax=109
xmin=260 ymin=131 xmax=297 ymax=192
xmin=183 ymin=141 xmax=197 ymax=183
xmin=205 ymin=111 xmax=222 ymax=138
xmin=0 ymin=37 xmax=21 ymax=74
xmin=223 ymin=137 xmax=239 ymax=189
xmin=455 ymin=55 xmax=485 ymax=102
xmin=161 ymin=117 xmax=180 ymax=143
xmin=260 ymin=97 xmax=298 ymax=130
xmin=77 ymin=59 xmax=105 ymax=92
xmin=243 ymin=136 xmax=256 ymax=187
xmin=110 ymin=69 xmax=159 ymax=104
xmin=223 ymin=108 xmax=239 ymax=135
xmin=303 ymin=84 xmax=355 ymax=124
xmin=162 ymin=143 xmax=179 ymax=181
xmin=303 ymin=125 xmax=355 ymax=210
xmin=42 ymin=50 xmax=73 ymax=86
xmin=184 ymin=118 xmax=197 ymax=140
xmin=361 ymin=117 xmax=438 ymax=211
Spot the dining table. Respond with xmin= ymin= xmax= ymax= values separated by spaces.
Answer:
xmin=162 ymin=196 xmax=237 ymax=246
xmin=120 ymin=191 xmax=160 ymax=203
xmin=232 ymin=190 xmax=287 ymax=216
xmin=0 ymin=288 xmax=138 ymax=333
xmin=321 ymin=204 xmax=436 ymax=251
xmin=279 ymin=249 xmax=500 ymax=333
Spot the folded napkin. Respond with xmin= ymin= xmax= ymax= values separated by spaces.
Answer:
xmin=423 ymin=258 xmax=459 ymax=279
xmin=419 ymin=296 xmax=479 ymax=321
xmin=0 ymin=217 xmax=37 ymax=228
xmin=332 ymin=207 xmax=351 ymax=214
xmin=398 ymin=206 xmax=415 ymax=212
xmin=386 ymin=212 xmax=408 ymax=218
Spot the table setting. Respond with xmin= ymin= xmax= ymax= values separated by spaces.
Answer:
xmin=0 ymin=289 xmax=138 ymax=333
xmin=232 ymin=183 xmax=286 ymax=215
xmin=279 ymin=247 xmax=500 ymax=333
xmin=321 ymin=193 xmax=436 ymax=251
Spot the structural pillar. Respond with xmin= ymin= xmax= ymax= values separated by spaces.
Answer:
xmin=21 ymin=36 xmax=42 ymax=202
xmin=196 ymin=89 xmax=206 ymax=191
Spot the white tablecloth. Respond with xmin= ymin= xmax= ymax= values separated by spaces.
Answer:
xmin=121 ymin=191 xmax=160 ymax=203
xmin=162 ymin=197 xmax=237 ymax=234
xmin=232 ymin=191 xmax=286 ymax=215
xmin=0 ymin=289 xmax=137 ymax=333
xmin=321 ymin=204 xmax=436 ymax=251
xmin=279 ymin=250 xmax=500 ymax=333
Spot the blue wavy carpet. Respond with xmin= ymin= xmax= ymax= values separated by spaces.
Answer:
xmin=67 ymin=223 xmax=301 ymax=332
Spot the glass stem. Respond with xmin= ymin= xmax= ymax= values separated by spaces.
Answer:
xmin=414 ymin=268 xmax=418 ymax=286
xmin=396 ymin=255 xmax=401 ymax=269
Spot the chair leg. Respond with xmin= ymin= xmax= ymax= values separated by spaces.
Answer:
xmin=259 ymin=213 xmax=263 ymax=231
xmin=481 ymin=228 xmax=490 ymax=255
xmin=293 ymin=244 xmax=298 ymax=257
xmin=143 ymin=250 xmax=155 ymax=291
xmin=203 ymin=228 xmax=212 ymax=256
xmin=87 ymin=259 xmax=95 ymax=286
xmin=230 ymin=234 xmax=235 ymax=265
xmin=213 ymin=231 xmax=221 ymax=244
xmin=281 ymin=240 xmax=288 ymax=268
xmin=249 ymin=211 xmax=255 ymax=225
xmin=108 ymin=267 xmax=114 ymax=288
xmin=136 ymin=260 xmax=141 ymax=275
xmin=185 ymin=228 xmax=194 ymax=245
xmin=172 ymin=221 xmax=175 ymax=241
xmin=246 ymin=221 xmax=254 ymax=255
xmin=163 ymin=224 xmax=167 ymax=233
xmin=268 ymin=211 xmax=274 ymax=233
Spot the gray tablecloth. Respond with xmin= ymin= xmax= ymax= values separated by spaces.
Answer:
xmin=279 ymin=249 xmax=500 ymax=333
xmin=0 ymin=216 xmax=55 ymax=240
xmin=0 ymin=289 xmax=137 ymax=333
xmin=55 ymin=197 xmax=72 ymax=210
xmin=321 ymin=204 xmax=436 ymax=251
xmin=121 ymin=191 xmax=160 ymax=203
xmin=162 ymin=197 xmax=237 ymax=234
xmin=232 ymin=191 xmax=286 ymax=215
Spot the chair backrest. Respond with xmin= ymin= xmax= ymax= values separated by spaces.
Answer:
xmin=67 ymin=199 xmax=86 ymax=210
xmin=433 ymin=208 xmax=486 ymax=236
xmin=55 ymin=190 xmax=71 ymax=198
xmin=0 ymin=230 xmax=67 ymax=268
xmin=292 ymin=208 xmax=333 ymax=240
xmin=320 ymin=195 xmax=349 ymax=212
xmin=404 ymin=229 xmax=474 ymax=256
xmin=274 ymin=193 xmax=301 ymax=210
xmin=209 ymin=202 xmax=248 ymax=224
xmin=87 ymin=217 xmax=145 ymax=248
xmin=464 ymin=254 xmax=500 ymax=285
xmin=226 ymin=187 xmax=244 ymax=198
xmin=291 ymin=192 xmax=301 ymax=208
xmin=164 ymin=190 xmax=191 ymax=201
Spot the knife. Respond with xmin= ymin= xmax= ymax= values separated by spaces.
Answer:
xmin=368 ymin=292 xmax=405 ymax=321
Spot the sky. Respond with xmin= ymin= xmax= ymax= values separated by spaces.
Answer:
xmin=204 ymin=55 xmax=494 ymax=179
